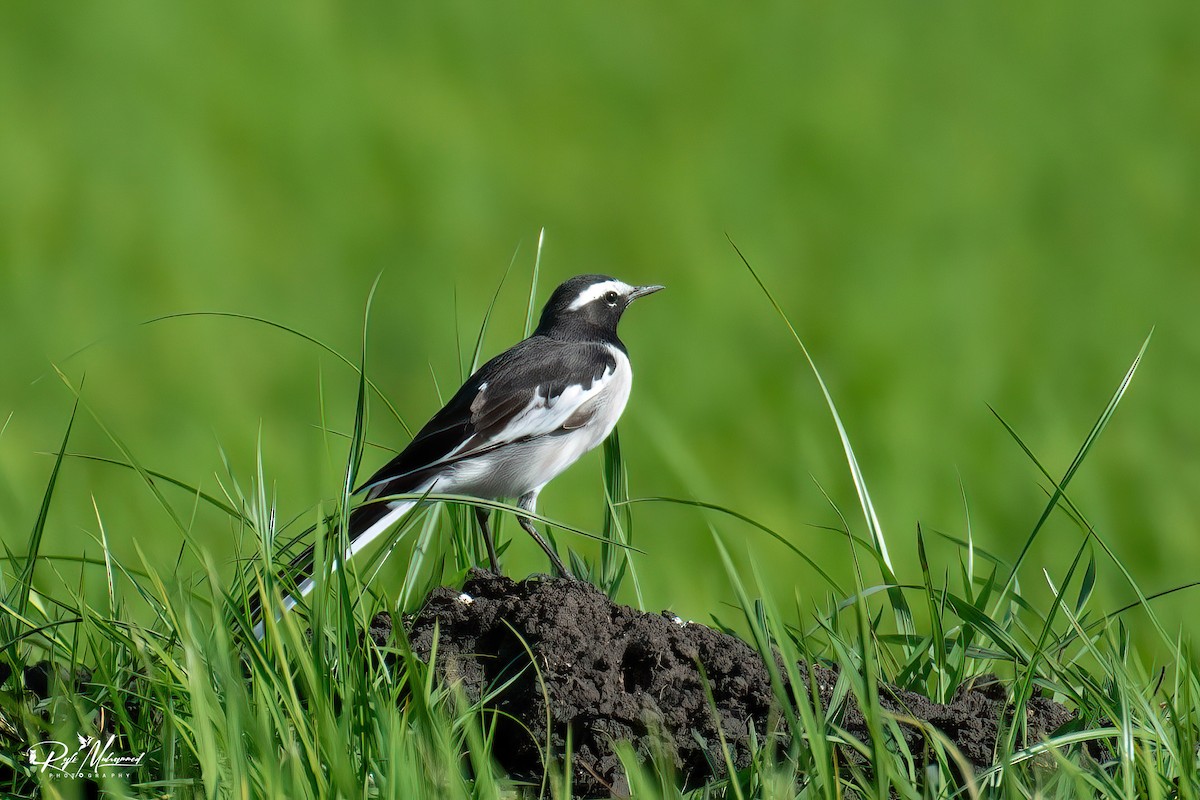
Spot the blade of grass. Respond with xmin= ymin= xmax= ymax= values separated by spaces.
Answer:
xmin=55 ymin=451 xmax=242 ymax=519
xmin=1000 ymin=535 xmax=1091 ymax=760
xmin=916 ymin=525 xmax=948 ymax=699
xmin=989 ymin=362 xmax=1181 ymax=647
xmin=470 ymin=244 xmax=521 ymax=373
xmin=993 ymin=330 xmax=1151 ymax=600
xmin=14 ymin=389 xmax=80 ymax=618
xmin=625 ymin=495 xmax=843 ymax=594
xmin=523 ymin=227 xmax=545 ymax=337
xmin=335 ymin=275 xmax=383 ymax=636
xmin=453 ymin=284 xmax=465 ymax=384
xmin=50 ymin=367 xmax=209 ymax=569
xmin=92 ymin=497 xmax=117 ymax=621
xmin=599 ymin=429 xmax=642 ymax=605
xmin=134 ymin=311 xmax=412 ymax=436
xmin=729 ymin=237 xmax=914 ymax=647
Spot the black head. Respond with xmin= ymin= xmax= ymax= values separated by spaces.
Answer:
xmin=535 ymin=274 xmax=664 ymax=341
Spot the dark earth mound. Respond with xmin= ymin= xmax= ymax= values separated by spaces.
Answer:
xmin=389 ymin=571 xmax=1090 ymax=796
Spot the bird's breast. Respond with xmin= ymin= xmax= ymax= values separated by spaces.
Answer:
xmin=583 ymin=345 xmax=632 ymax=446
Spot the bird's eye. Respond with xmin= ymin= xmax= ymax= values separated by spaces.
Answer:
xmin=604 ymin=291 xmax=619 ymax=305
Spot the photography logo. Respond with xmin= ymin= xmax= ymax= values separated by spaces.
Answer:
xmin=25 ymin=733 xmax=146 ymax=780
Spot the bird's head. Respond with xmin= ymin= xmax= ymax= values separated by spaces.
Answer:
xmin=535 ymin=275 xmax=664 ymax=339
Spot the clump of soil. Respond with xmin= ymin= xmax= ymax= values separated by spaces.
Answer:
xmin=392 ymin=571 xmax=1089 ymax=796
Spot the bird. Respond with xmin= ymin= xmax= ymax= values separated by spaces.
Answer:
xmin=251 ymin=275 xmax=662 ymax=635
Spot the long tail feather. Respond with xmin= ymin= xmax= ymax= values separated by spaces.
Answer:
xmin=249 ymin=498 xmax=417 ymax=639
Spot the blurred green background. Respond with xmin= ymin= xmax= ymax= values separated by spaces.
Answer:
xmin=2 ymin=4 xmax=1198 ymax=644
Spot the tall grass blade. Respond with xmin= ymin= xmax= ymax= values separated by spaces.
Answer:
xmin=470 ymin=245 xmax=521 ymax=373
xmin=92 ymin=497 xmax=117 ymax=621
xmin=56 ymin=452 xmax=241 ymax=519
xmin=14 ymin=388 xmax=80 ymax=617
xmin=729 ymin=238 xmax=914 ymax=645
xmin=915 ymin=525 xmax=948 ymax=698
xmin=625 ymin=495 xmax=844 ymax=594
xmin=996 ymin=331 xmax=1151 ymax=597
xmin=346 ymin=274 xmax=384 ymax=495
xmin=333 ymin=275 xmax=383 ymax=631
xmin=599 ymin=429 xmax=641 ymax=604
xmin=523 ymin=227 xmax=545 ymax=337
xmin=136 ymin=310 xmax=412 ymax=436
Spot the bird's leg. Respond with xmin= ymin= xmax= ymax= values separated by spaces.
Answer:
xmin=474 ymin=506 xmax=501 ymax=574
xmin=516 ymin=492 xmax=575 ymax=579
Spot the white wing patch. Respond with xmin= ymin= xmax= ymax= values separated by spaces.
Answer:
xmin=568 ymin=279 xmax=634 ymax=310
xmin=496 ymin=370 xmax=609 ymax=443
xmin=443 ymin=346 xmax=632 ymax=498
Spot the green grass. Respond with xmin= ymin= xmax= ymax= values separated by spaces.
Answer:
xmin=4 ymin=2 xmax=1200 ymax=661
xmin=2 ymin=267 xmax=1198 ymax=799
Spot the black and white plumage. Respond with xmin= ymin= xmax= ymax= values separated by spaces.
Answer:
xmin=252 ymin=275 xmax=662 ymax=635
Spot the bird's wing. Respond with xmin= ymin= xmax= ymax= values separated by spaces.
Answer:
xmin=355 ymin=337 xmax=619 ymax=499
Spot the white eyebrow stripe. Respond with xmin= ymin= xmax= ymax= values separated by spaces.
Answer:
xmin=567 ymin=280 xmax=634 ymax=311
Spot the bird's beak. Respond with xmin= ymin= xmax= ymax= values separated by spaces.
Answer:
xmin=628 ymin=284 xmax=665 ymax=301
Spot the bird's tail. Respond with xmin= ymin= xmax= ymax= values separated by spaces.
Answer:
xmin=248 ymin=498 xmax=417 ymax=639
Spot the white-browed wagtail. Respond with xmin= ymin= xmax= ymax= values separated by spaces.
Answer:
xmin=253 ymin=275 xmax=662 ymax=633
